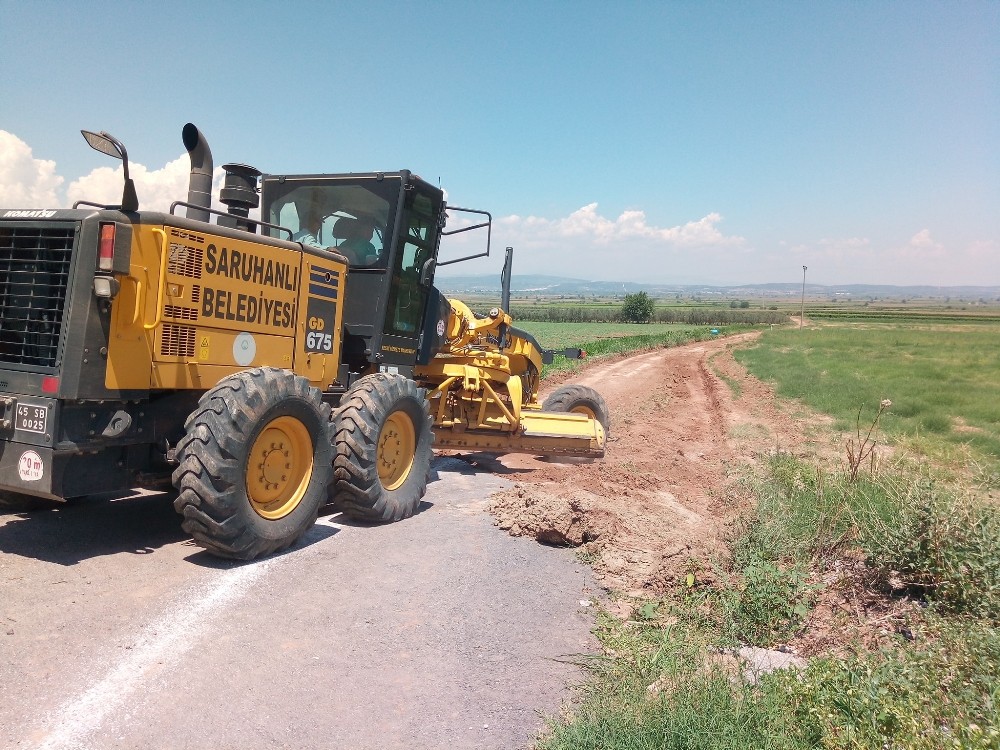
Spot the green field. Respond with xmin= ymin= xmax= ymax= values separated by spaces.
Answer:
xmin=515 ymin=321 xmax=740 ymax=375
xmin=517 ymin=321 xmax=701 ymax=350
xmin=734 ymin=323 xmax=1000 ymax=473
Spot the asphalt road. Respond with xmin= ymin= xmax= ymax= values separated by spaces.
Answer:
xmin=0 ymin=457 xmax=598 ymax=750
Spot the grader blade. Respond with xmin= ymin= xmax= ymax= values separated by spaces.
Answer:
xmin=432 ymin=409 xmax=606 ymax=458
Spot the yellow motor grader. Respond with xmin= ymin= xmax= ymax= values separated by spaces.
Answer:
xmin=0 ymin=124 xmax=607 ymax=559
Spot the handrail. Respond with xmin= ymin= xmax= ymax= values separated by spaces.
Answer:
xmin=144 ymin=228 xmax=168 ymax=330
xmin=437 ymin=206 xmax=492 ymax=267
xmin=168 ymin=201 xmax=294 ymax=239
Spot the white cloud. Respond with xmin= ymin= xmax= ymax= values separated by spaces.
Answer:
xmin=0 ymin=131 xmax=64 ymax=205
xmin=0 ymin=129 xmax=231 ymax=214
xmin=499 ymin=203 xmax=744 ymax=248
xmin=66 ymin=156 xmax=228 ymax=213
xmin=966 ymin=239 xmax=997 ymax=259
xmin=908 ymin=229 xmax=936 ymax=248
xmin=890 ymin=228 xmax=946 ymax=262
xmin=437 ymin=204 xmax=746 ymax=282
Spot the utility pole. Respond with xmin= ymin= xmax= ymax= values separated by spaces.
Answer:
xmin=800 ymin=265 xmax=808 ymax=329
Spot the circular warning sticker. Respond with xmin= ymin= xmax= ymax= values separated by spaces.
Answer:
xmin=18 ymin=450 xmax=44 ymax=482
xmin=436 ymin=319 xmax=446 ymax=337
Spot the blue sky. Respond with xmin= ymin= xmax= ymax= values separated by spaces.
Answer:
xmin=1 ymin=1 xmax=997 ymax=286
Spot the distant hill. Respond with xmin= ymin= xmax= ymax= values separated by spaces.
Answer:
xmin=434 ymin=273 xmax=1000 ymax=300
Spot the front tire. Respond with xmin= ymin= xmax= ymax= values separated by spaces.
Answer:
xmin=542 ymin=384 xmax=611 ymax=434
xmin=331 ymin=374 xmax=433 ymax=522
xmin=172 ymin=368 xmax=333 ymax=560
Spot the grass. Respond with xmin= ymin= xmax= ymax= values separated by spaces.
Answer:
xmin=533 ymin=318 xmax=1000 ymax=749
xmin=517 ymin=321 xmax=748 ymax=376
xmin=733 ymin=324 xmax=1000 ymax=476
xmin=540 ymin=606 xmax=1000 ymax=750
xmin=755 ymin=454 xmax=1000 ymax=619
xmin=517 ymin=321 xmax=700 ymax=350
xmin=540 ymin=457 xmax=1000 ymax=750
xmin=777 ymin=616 xmax=1000 ymax=749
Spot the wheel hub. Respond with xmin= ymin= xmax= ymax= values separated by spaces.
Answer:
xmin=377 ymin=411 xmax=416 ymax=491
xmin=247 ymin=417 xmax=313 ymax=519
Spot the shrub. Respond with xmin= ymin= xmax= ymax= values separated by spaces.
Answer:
xmin=722 ymin=559 xmax=812 ymax=646
xmin=781 ymin=617 xmax=1000 ymax=749
xmin=621 ymin=291 xmax=655 ymax=323
xmin=853 ymin=481 xmax=1000 ymax=619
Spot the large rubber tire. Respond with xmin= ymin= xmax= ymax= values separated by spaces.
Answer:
xmin=331 ymin=373 xmax=433 ymax=522
xmin=542 ymin=384 xmax=611 ymax=434
xmin=172 ymin=368 xmax=333 ymax=560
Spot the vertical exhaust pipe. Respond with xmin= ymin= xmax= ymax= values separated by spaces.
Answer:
xmin=182 ymin=123 xmax=213 ymax=222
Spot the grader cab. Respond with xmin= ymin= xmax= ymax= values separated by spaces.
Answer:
xmin=0 ymin=123 xmax=607 ymax=559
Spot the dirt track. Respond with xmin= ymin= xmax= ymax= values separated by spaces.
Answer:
xmin=487 ymin=332 xmax=819 ymax=596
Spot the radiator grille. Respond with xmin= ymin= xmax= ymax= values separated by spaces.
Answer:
xmin=0 ymin=223 xmax=75 ymax=368
xmin=167 ymin=241 xmax=203 ymax=278
xmin=164 ymin=305 xmax=199 ymax=321
xmin=160 ymin=324 xmax=196 ymax=357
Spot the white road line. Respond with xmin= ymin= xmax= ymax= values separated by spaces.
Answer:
xmin=33 ymin=559 xmax=273 ymax=750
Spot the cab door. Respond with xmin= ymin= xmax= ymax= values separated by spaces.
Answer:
xmin=379 ymin=185 xmax=442 ymax=368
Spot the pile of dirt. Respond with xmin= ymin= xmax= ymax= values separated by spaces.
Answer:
xmin=478 ymin=333 xmax=824 ymax=595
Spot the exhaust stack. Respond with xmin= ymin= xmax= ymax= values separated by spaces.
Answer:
xmin=182 ymin=123 xmax=213 ymax=222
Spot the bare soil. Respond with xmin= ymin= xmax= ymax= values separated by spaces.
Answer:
xmin=470 ymin=333 xmax=923 ymax=656
xmin=477 ymin=333 xmax=823 ymax=596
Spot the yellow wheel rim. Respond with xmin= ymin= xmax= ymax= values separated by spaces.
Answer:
xmin=570 ymin=404 xmax=596 ymax=419
xmin=246 ymin=416 xmax=314 ymax=520
xmin=378 ymin=410 xmax=416 ymax=491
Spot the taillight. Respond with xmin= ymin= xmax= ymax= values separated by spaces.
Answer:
xmin=98 ymin=222 xmax=116 ymax=271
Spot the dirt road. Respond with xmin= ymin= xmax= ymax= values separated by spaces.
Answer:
xmin=489 ymin=332 xmax=816 ymax=596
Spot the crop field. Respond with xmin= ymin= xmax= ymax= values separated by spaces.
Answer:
xmin=515 ymin=321 xmax=741 ymax=375
xmin=517 ymin=321 xmax=701 ymax=350
xmin=735 ymin=322 xmax=1000 ymax=473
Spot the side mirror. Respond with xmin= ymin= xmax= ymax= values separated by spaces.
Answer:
xmin=419 ymin=257 xmax=436 ymax=287
xmin=80 ymin=130 xmax=139 ymax=212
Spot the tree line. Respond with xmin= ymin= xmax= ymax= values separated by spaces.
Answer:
xmin=507 ymin=292 xmax=789 ymax=325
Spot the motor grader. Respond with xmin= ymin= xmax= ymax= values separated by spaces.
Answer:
xmin=0 ymin=123 xmax=608 ymax=559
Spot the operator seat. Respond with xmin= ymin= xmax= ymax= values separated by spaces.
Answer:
xmin=332 ymin=216 xmax=379 ymax=266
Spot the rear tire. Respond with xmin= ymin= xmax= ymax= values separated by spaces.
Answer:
xmin=331 ymin=373 xmax=433 ymax=522
xmin=172 ymin=368 xmax=333 ymax=560
xmin=542 ymin=384 xmax=610 ymax=434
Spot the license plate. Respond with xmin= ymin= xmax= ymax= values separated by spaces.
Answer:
xmin=15 ymin=403 xmax=48 ymax=434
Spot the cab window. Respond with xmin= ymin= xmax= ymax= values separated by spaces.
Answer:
xmin=267 ymin=182 xmax=391 ymax=268
xmin=383 ymin=191 xmax=438 ymax=338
